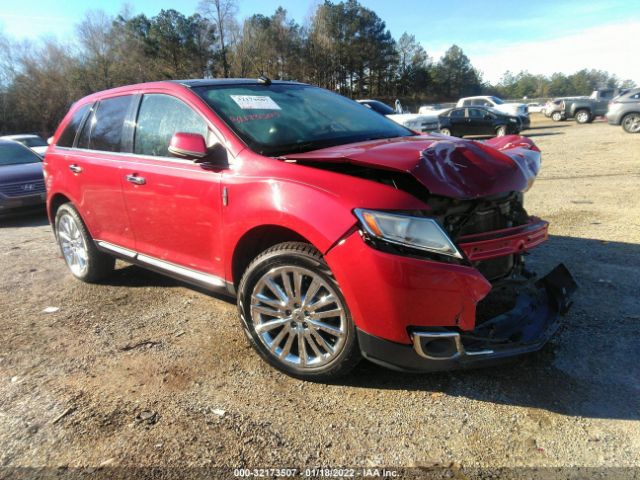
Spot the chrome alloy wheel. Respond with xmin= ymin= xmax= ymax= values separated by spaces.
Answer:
xmin=623 ymin=114 xmax=640 ymax=133
xmin=57 ymin=213 xmax=89 ymax=277
xmin=250 ymin=266 xmax=347 ymax=369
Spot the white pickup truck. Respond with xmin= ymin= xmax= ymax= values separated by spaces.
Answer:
xmin=456 ymin=96 xmax=530 ymax=129
xmin=357 ymin=99 xmax=439 ymax=133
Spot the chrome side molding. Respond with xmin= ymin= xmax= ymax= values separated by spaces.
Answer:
xmin=95 ymin=239 xmax=227 ymax=290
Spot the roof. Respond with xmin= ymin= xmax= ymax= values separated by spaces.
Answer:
xmin=0 ymin=134 xmax=40 ymax=140
xmin=171 ymin=78 xmax=308 ymax=88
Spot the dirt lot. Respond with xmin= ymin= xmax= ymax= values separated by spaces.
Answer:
xmin=1 ymin=115 xmax=639 ymax=478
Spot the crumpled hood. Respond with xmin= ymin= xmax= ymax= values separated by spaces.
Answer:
xmin=283 ymin=134 xmax=541 ymax=199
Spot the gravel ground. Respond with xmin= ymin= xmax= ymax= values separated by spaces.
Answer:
xmin=0 ymin=115 xmax=639 ymax=478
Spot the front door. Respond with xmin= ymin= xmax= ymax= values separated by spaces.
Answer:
xmin=119 ymin=93 xmax=225 ymax=279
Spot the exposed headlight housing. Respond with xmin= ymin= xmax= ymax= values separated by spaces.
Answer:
xmin=354 ymin=209 xmax=463 ymax=259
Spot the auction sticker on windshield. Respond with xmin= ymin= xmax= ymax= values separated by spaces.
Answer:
xmin=230 ymin=95 xmax=281 ymax=110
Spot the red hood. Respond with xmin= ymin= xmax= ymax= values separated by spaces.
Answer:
xmin=283 ymin=134 xmax=541 ymax=199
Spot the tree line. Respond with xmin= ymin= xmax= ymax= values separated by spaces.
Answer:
xmin=0 ymin=0 xmax=635 ymax=136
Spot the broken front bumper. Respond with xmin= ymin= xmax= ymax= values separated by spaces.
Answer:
xmin=357 ymin=264 xmax=577 ymax=372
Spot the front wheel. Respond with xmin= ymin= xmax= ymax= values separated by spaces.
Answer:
xmin=237 ymin=242 xmax=361 ymax=380
xmin=439 ymin=128 xmax=452 ymax=136
xmin=495 ymin=125 xmax=508 ymax=137
xmin=622 ymin=113 xmax=640 ymax=133
xmin=55 ymin=203 xmax=115 ymax=282
xmin=575 ymin=109 xmax=591 ymax=124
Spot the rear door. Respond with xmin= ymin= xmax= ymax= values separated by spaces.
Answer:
xmin=448 ymin=108 xmax=467 ymax=135
xmin=52 ymin=95 xmax=137 ymax=250
xmin=119 ymin=92 xmax=226 ymax=279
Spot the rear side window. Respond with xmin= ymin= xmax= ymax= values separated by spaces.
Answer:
xmin=58 ymin=104 xmax=90 ymax=147
xmin=77 ymin=96 xmax=132 ymax=152
xmin=90 ymin=96 xmax=132 ymax=152
xmin=134 ymin=94 xmax=208 ymax=157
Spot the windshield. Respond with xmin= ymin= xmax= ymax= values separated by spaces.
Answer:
xmin=489 ymin=96 xmax=504 ymax=105
xmin=193 ymin=84 xmax=412 ymax=156
xmin=21 ymin=137 xmax=47 ymax=148
xmin=0 ymin=143 xmax=41 ymax=166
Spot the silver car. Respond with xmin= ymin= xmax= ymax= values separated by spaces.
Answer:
xmin=606 ymin=88 xmax=640 ymax=133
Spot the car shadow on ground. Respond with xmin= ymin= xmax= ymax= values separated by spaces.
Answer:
xmin=526 ymin=124 xmax=571 ymax=130
xmin=523 ymin=132 xmax=565 ymax=138
xmin=103 ymin=263 xmax=236 ymax=304
xmin=0 ymin=210 xmax=48 ymax=228
xmin=86 ymin=234 xmax=640 ymax=421
xmin=340 ymin=234 xmax=640 ymax=421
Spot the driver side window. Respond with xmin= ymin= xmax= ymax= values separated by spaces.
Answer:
xmin=134 ymin=94 xmax=208 ymax=157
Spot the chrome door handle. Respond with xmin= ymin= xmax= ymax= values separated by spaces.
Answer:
xmin=69 ymin=164 xmax=83 ymax=173
xmin=125 ymin=174 xmax=146 ymax=185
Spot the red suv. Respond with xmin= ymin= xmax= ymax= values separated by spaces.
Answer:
xmin=43 ymin=79 xmax=575 ymax=380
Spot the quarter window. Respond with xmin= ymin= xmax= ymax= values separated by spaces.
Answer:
xmin=76 ymin=96 xmax=132 ymax=152
xmin=58 ymin=104 xmax=90 ymax=148
xmin=134 ymin=94 xmax=208 ymax=157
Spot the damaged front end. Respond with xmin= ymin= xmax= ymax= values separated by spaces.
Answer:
xmin=288 ymin=134 xmax=577 ymax=371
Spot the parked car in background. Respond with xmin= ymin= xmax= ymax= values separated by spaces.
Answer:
xmin=418 ymin=103 xmax=450 ymax=115
xmin=0 ymin=139 xmax=46 ymax=216
xmin=456 ymin=96 xmax=530 ymax=129
xmin=544 ymin=97 xmax=586 ymax=121
xmin=0 ymin=134 xmax=48 ymax=157
xmin=561 ymin=88 xmax=626 ymax=124
xmin=438 ymin=106 xmax=521 ymax=137
xmin=44 ymin=79 xmax=574 ymax=380
xmin=527 ymin=102 xmax=544 ymax=113
xmin=606 ymin=87 xmax=640 ymax=133
xmin=357 ymin=99 xmax=439 ymax=133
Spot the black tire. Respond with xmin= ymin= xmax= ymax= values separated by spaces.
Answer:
xmin=551 ymin=111 xmax=563 ymax=122
xmin=54 ymin=203 xmax=115 ymax=282
xmin=621 ymin=113 xmax=640 ymax=133
xmin=575 ymin=109 xmax=591 ymax=124
xmin=495 ymin=125 xmax=508 ymax=137
xmin=237 ymin=242 xmax=361 ymax=380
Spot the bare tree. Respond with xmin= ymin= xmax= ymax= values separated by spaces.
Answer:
xmin=199 ymin=0 xmax=237 ymax=77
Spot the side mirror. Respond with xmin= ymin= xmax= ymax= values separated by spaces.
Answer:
xmin=168 ymin=132 xmax=207 ymax=160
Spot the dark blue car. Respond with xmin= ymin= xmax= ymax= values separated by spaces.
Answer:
xmin=0 ymin=139 xmax=46 ymax=216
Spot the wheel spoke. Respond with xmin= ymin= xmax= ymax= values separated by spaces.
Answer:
xmin=58 ymin=231 xmax=71 ymax=242
xmin=279 ymin=330 xmax=295 ymax=359
xmin=255 ymin=293 xmax=283 ymax=309
xmin=264 ymin=277 xmax=288 ymax=304
xmin=302 ymin=279 xmax=321 ymax=307
xmin=255 ymin=317 xmax=290 ymax=333
xmin=309 ymin=328 xmax=334 ymax=354
xmin=307 ymin=294 xmax=336 ymax=311
xmin=252 ymin=304 xmax=285 ymax=318
xmin=281 ymin=271 xmax=294 ymax=300
xmin=304 ymin=330 xmax=324 ymax=358
xmin=313 ymin=308 xmax=342 ymax=319
xmin=293 ymin=271 xmax=303 ymax=301
xmin=268 ymin=327 xmax=289 ymax=353
xmin=309 ymin=319 xmax=344 ymax=338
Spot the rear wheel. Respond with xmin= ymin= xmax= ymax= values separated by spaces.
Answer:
xmin=54 ymin=203 xmax=115 ymax=282
xmin=622 ymin=113 xmax=640 ymax=133
xmin=237 ymin=242 xmax=360 ymax=380
xmin=551 ymin=112 xmax=563 ymax=122
xmin=575 ymin=109 xmax=591 ymax=124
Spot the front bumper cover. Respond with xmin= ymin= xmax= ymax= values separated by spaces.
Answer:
xmin=358 ymin=263 xmax=577 ymax=372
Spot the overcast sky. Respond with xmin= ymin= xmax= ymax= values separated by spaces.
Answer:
xmin=1 ymin=0 xmax=638 ymax=83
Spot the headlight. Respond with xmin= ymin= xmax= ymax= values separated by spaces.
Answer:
xmin=354 ymin=209 xmax=462 ymax=259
